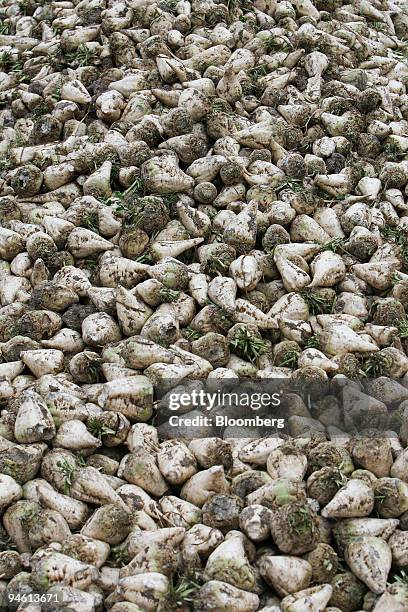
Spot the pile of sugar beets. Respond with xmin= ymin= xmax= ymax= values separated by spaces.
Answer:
xmin=3 ymin=0 xmax=408 ymax=609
